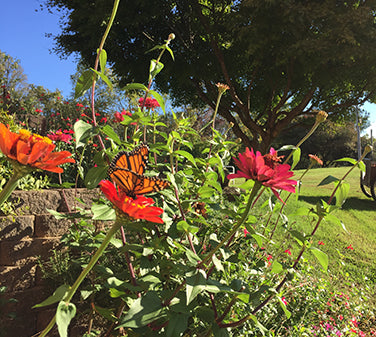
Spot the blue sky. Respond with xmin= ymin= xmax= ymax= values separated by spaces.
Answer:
xmin=1 ymin=0 xmax=78 ymax=97
xmin=2 ymin=0 xmax=376 ymax=135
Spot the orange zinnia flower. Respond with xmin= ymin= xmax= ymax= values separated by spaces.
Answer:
xmin=100 ymin=180 xmax=164 ymax=224
xmin=0 ymin=123 xmax=75 ymax=173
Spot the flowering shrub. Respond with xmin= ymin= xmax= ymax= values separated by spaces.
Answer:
xmin=1 ymin=2 xmax=375 ymax=337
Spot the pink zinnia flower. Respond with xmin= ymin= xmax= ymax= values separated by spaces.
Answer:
xmin=227 ymin=147 xmax=297 ymax=202
xmin=47 ymin=129 xmax=72 ymax=144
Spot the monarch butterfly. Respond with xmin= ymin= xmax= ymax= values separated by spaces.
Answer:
xmin=109 ymin=144 xmax=170 ymax=197
xmin=110 ymin=143 xmax=149 ymax=175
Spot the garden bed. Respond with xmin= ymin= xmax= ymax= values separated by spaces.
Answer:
xmin=0 ymin=188 xmax=100 ymax=337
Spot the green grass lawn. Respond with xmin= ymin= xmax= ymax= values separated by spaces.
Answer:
xmin=287 ymin=166 xmax=376 ymax=284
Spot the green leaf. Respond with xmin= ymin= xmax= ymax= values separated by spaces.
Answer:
xmin=174 ymin=150 xmax=196 ymax=167
xmin=118 ymin=292 xmax=166 ymax=328
xmin=336 ymin=157 xmax=357 ymax=165
xmin=186 ymin=270 xmax=207 ymax=305
xmin=74 ymin=69 xmax=96 ymax=99
xmin=56 ymin=301 xmax=77 ymax=337
xmin=32 ymin=285 xmax=69 ymax=308
xmin=277 ymin=145 xmax=297 ymax=152
xmin=74 ymin=120 xmax=95 ymax=148
xmin=165 ymin=45 xmax=175 ymax=61
xmin=310 ymin=247 xmax=328 ymax=272
xmin=318 ymin=175 xmax=340 ymax=186
xmin=149 ymin=59 xmax=164 ymax=80
xmin=291 ymin=147 xmax=301 ymax=170
xmin=145 ymin=44 xmax=164 ymax=54
xmin=97 ymin=48 xmax=107 ymax=72
xmin=277 ymin=296 xmax=291 ymax=319
xmin=101 ymin=125 xmax=121 ymax=145
xmin=251 ymin=233 xmax=264 ymax=248
xmin=248 ymin=314 xmax=268 ymax=336
xmin=84 ymin=165 xmax=108 ymax=189
xmin=198 ymin=186 xmax=216 ymax=198
xmin=91 ymin=68 xmax=113 ymax=90
xmin=176 ymin=220 xmax=199 ymax=234
xmin=271 ymin=261 xmax=284 ymax=274
xmin=149 ymin=89 xmax=165 ymax=114
xmin=123 ymin=82 xmax=148 ymax=91
xmin=358 ymin=160 xmax=366 ymax=172
xmin=212 ymin=324 xmax=230 ymax=337
xmin=166 ymin=312 xmax=189 ymax=337
xmin=92 ymin=204 xmax=116 ymax=221
xmin=212 ymin=254 xmax=224 ymax=272
xmin=334 ymin=181 xmax=350 ymax=207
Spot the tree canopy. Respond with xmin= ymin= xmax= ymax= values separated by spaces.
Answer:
xmin=44 ymin=0 xmax=376 ymax=150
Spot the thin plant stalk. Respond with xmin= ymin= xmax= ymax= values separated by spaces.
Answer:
xmin=201 ymin=181 xmax=262 ymax=267
xmin=38 ymin=219 xmax=123 ymax=337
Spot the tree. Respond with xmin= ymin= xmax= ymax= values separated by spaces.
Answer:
xmin=44 ymin=0 xmax=376 ymax=151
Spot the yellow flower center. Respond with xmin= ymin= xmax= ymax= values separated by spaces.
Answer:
xmin=18 ymin=129 xmax=32 ymax=140
xmin=18 ymin=129 xmax=52 ymax=145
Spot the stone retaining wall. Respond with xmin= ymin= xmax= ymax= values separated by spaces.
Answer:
xmin=0 ymin=188 xmax=101 ymax=337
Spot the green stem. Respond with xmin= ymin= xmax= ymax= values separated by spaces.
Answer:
xmin=39 ymin=219 xmax=123 ymax=337
xmin=0 ymin=167 xmax=28 ymax=207
xmin=201 ymin=181 xmax=262 ymax=266
xmin=284 ymin=121 xmax=320 ymax=164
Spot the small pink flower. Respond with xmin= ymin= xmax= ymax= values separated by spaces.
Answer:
xmin=281 ymin=296 xmax=288 ymax=305
xmin=284 ymin=249 xmax=292 ymax=255
xmin=243 ymin=228 xmax=250 ymax=237
xmin=346 ymin=244 xmax=354 ymax=250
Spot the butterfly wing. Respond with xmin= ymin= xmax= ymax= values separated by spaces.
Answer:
xmin=109 ymin=167 xmax=170 ymax=198
xmin=110 ymin=143 xmax=149 ymax=175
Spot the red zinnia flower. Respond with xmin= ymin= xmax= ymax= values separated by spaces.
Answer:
xmin=100 ymin=180 xmax=164 ymax=224
xmin=227 ymin=147 xmax=297 ymax=202
xmin=0 ymin=123 xmax=75 ymax=173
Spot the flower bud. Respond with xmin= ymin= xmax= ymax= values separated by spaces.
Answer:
xmin=316 ymin=110 xmax=328 ymax=123
xmin=364 ymin=145 xmax=373 ymax=155
xmin=168 ymin=33 xmax=175 ymax=41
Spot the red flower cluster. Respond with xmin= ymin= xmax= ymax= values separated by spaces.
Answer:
xmin=100 ymin=180 xmax=164 ymax=223
xmin=227 ymin=147 xmax=297 ymax=202
xmin=138 ymin=97 xmax=160 ymax=110
xmin=47 ymin=129 xmax=73 ymax=144
xmin=114 ymin=109 xmax=132 ymax=123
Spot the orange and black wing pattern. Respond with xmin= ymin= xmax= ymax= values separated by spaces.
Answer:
xmin=108 ymin=168 xmax=170 ymax=198
xmin=108 ymin=143 xmax=170 ymax=197
xmin=110 ymin=143 xmax=149 ymax=175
